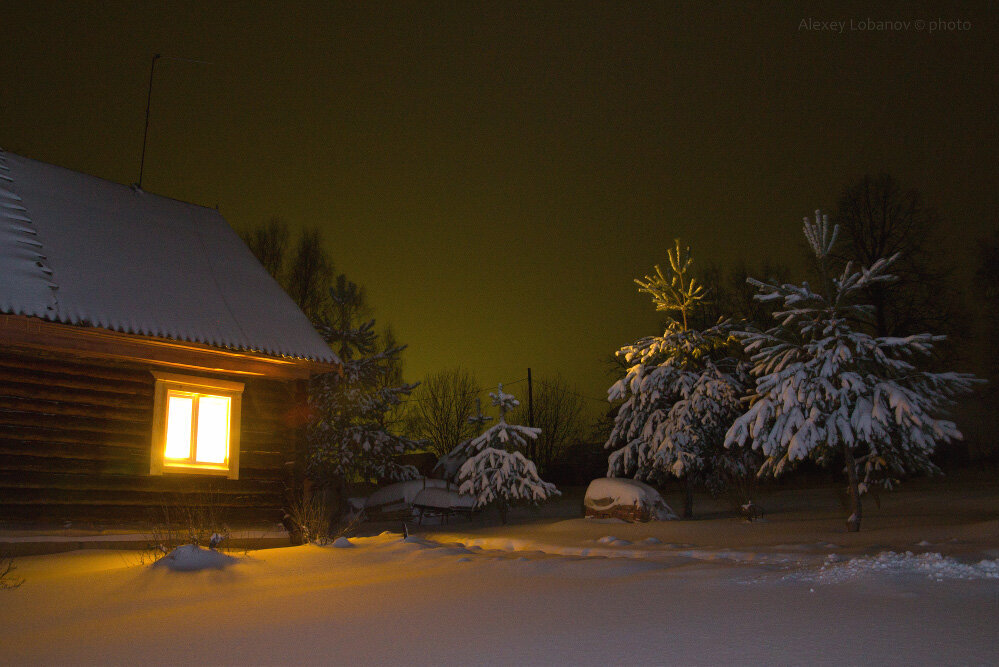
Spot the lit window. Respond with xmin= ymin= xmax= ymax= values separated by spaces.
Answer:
xmin=150 ymin=372 xmax=243 ymax=479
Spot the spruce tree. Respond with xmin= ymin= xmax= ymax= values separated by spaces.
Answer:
xmin=308 ymin=274 xmax=420 ymax=517
xmin=605 ymin=240 xmax=756 ymax=517
xmin=725 ymin=211 xmax=978 ymax=531
xmin=455 ymin=384 xmax=559 ymax=523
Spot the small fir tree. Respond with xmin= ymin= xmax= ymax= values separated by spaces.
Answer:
xmin=455 ymin=384 xmax=559 ymax=523
xmin=606 ymin=240 xmax=757 ymax=517
xmin=725 ymin=211 xmax=978 ymax=532
xmin=308 ymin=274 xmax=420 ymax=518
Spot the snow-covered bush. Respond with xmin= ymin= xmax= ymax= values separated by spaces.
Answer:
xmin=725 ymin=211 xmax=979 ymax=531
xmin=455 ymin=384 xmax=559 ymax=523
xmin=150 ymin=486 xmax=232 ymax=554
xmin=154 ymin=544 xmax=238 ymax=572
xmin=605 ymin=240 xmax=759 ymax=517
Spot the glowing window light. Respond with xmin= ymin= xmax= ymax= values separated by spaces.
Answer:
xmin=164 ymin=395 xmax=194 ymax=460
xmin=195 ymin=395 xmax=230 ymax=464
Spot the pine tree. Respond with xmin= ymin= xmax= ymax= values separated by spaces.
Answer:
xmin=724 ymin=211 xmax=979 ymax=532
xmin=308 ymin=274 xmax=420 ymax=517
xmin=605 ymin=240 xmax=757 ymax=517
xmin=455 ymin=384 xmax=559 ymax=523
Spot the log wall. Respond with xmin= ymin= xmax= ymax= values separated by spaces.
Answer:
xmin=0 ymin=346 xmax=304 ymax=526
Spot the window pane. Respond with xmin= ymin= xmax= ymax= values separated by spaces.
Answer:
xmin=164 ymin=395 xmax=194 ymax=460
xmin=195 ymin=395 xmax=230 ymax=464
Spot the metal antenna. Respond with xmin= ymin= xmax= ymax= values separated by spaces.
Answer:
xmin=137 ymin=54 xmax=213 ymax=189
xmin=137 ymin=53 xmax=161 ymax=189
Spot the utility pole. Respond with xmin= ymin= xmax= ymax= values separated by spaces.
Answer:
xmin=527 ymin=367 xmax=534 ymax=429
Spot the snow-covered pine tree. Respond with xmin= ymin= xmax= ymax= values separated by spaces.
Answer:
xmin=456 ymin=384 xmax=559 ymax=523
xmin=308 ymin=274 xmax=420 ymax=517
xmin=724 ymin=211 xmax=979 ymax=532
xmin=605 ymin=240 xmax=757 ymax=517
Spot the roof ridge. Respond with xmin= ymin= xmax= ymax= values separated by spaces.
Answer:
xmin=0 ymin=148 xmax=223 ymax=215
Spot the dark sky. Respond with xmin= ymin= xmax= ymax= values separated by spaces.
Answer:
xmin=2 ymin=1 xmax=997 ymax=415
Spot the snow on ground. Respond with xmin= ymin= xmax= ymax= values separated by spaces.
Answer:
xmin=2 ymin=525 xmax=998 ymax=665
xmin=789 ymin=551 xmax=999 ymax=583
xmin=3 ymin=475 xmax=998 ymax=664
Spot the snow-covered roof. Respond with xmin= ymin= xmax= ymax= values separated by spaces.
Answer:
xmin=0 ymin=150 xmax=338 ymax=364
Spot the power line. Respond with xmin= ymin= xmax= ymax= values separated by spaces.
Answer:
xmin=395 ymin=376 xmax=528 ymax=407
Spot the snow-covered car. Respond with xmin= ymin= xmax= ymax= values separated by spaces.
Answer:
xmin=583 ymin=478 xmax=677 ymax=522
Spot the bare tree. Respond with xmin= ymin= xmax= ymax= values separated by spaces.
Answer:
xmin=286 ymin=227 xmax=336 ymax=323
xmin=511 ymin=375 xmax=585 ymax=473
xmin=832 ymin=174 xmax=962 ymax=339
xmin=408 ymin=367 xmax=481 ymax=458
xmin=240 ymin=217 xmax=290 ymax=281
xmin=695 ymin=260 xmax=791 ymax=330
xmin=238 ymin=219 xmax=335 ymax=325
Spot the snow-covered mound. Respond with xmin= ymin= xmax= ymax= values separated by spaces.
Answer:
xmin=154 ymin=544 xmax=238 ymax=572
xmin=365 ymin=478 xmax=449 ymax=514
xmin=412 ymin=487 xmax=476 ymax=510
xmin=331 ymin=537 xmax=354 ymax=548
xmin=584 ymin=478 xmax=677 ymax=522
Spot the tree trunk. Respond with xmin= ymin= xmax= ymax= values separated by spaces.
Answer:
xmin=682 ymin=480 xmax=694 ymax=519
xmin=841 ymin=443 xmax=863 ymax=532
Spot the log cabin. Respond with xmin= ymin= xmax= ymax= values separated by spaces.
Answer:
xmin=0 ymin=149 xmax=340 ymax=527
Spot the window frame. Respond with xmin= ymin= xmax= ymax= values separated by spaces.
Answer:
xmin=149 ymin=371 xmax=244 ymax=479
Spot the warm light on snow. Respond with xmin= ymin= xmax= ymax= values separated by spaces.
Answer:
xmin=164 ymin=395 xmax=194 ymax=460
xmin=195 ymin=395 xmax=230 ymax=464
xmin=2 ymin=520 xmax=998 ymax=665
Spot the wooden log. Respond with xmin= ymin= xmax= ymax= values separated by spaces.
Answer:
xmin=0 ymin=367 xmax=152 ymax=397
xmin=0 ymin=454 xmax=145 ymax=476
xmin=0 ymin=470 xmax=284 ymax=494
xmin=0 ymin=502 xmax=283 ymax=524
xmin=0 ymin=425 xmax=148 ymax=449
xmin=0 ymin=488 xmax=282 ymax=507
xmin=0 ymin=380 xmax=152 ymax=410
xmin=0 ymin=355 xmax=153 ymax=389
xmin=0 ymin=410 xmax=151 ymax=437
xmin=0 ymin=396 xmax=150 ymax=422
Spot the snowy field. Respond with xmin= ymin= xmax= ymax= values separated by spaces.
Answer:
xmin=3 ymin=485 xmax=999 ymax=667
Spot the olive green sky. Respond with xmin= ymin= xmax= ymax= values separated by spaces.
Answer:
xmin=2 ymin=1 xmax=997 ymax=417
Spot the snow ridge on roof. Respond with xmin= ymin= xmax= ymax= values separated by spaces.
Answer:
xmin=0 ymin=150 xmax=58 ymax=318
xmin=0 ymin=150 xmax=338 ymax=364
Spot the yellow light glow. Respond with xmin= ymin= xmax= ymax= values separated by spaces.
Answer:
xmin=164 ymin=395 xmax=194 ymax=460
xmin=195 ymin=395 xmax=230 ymax=464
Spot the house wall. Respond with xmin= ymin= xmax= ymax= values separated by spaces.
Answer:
xmin=0 ymin=346 xmax=305 ymax=526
